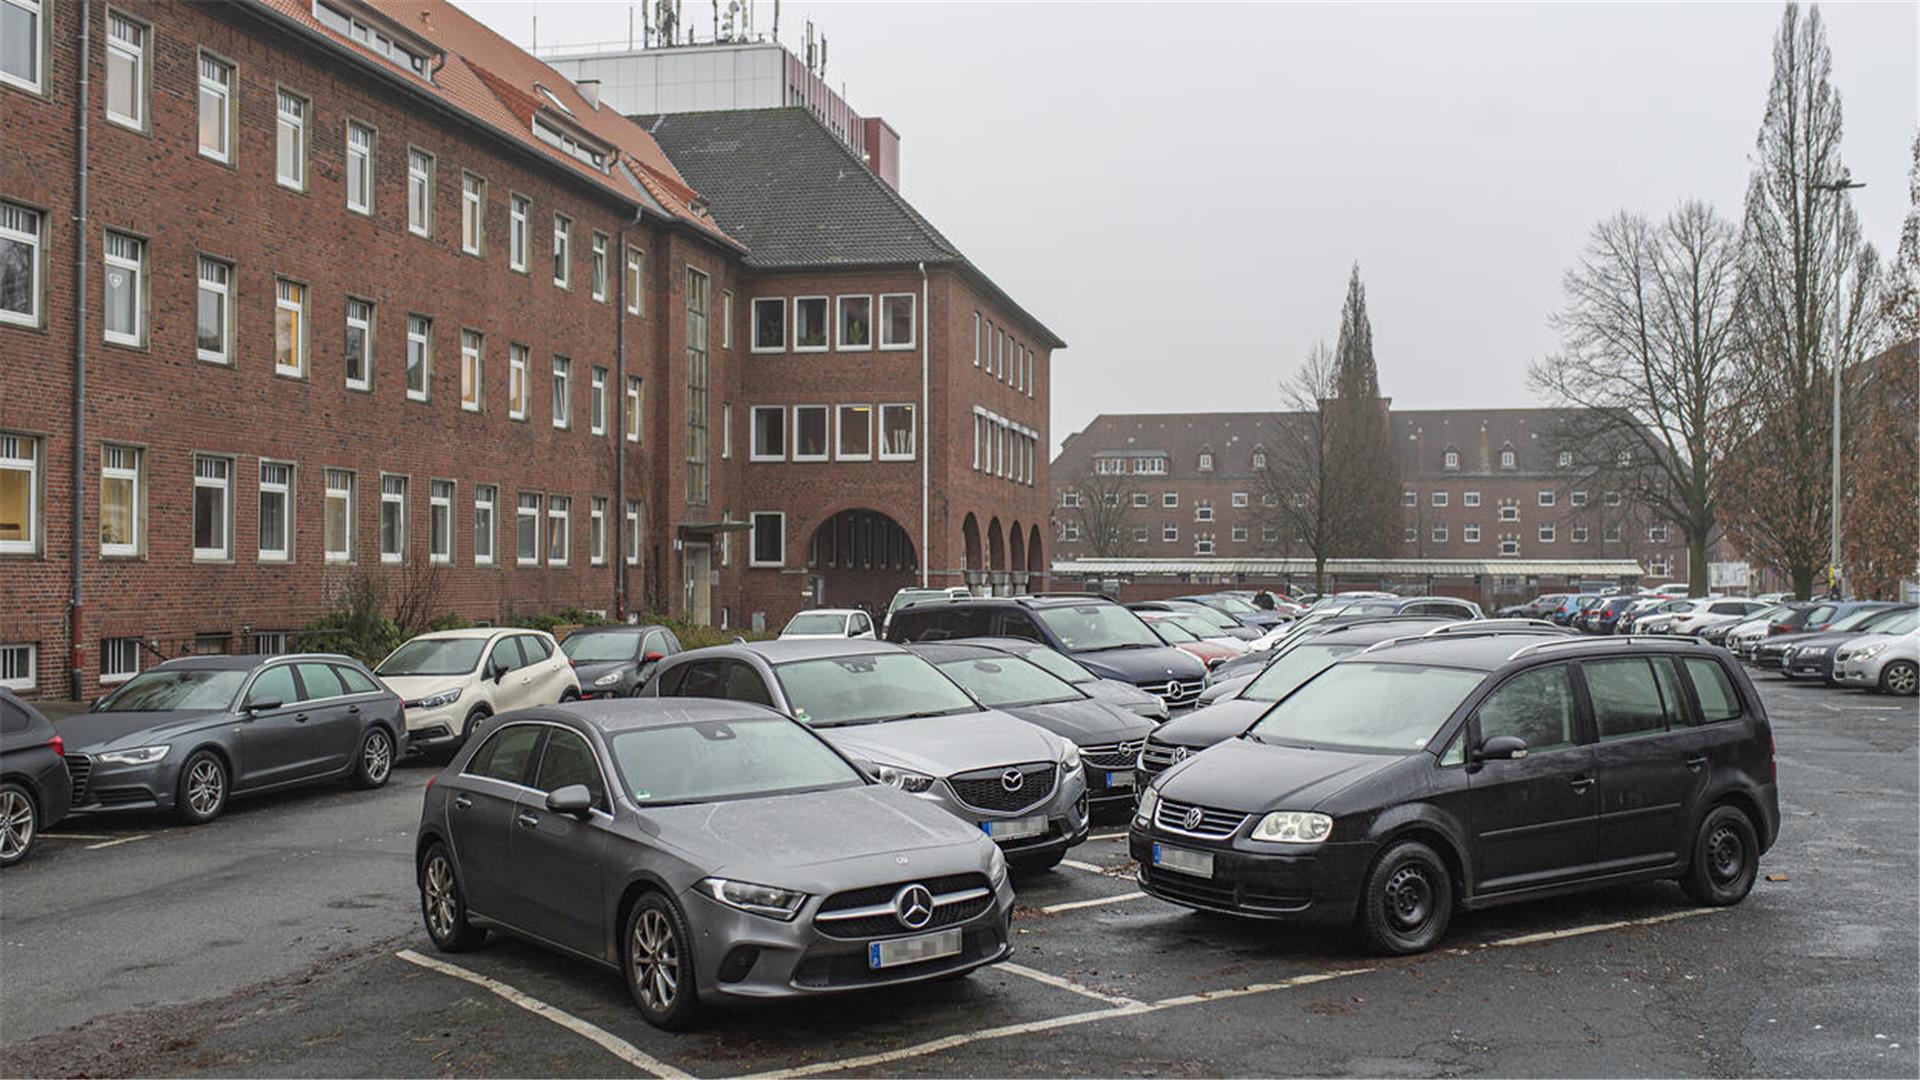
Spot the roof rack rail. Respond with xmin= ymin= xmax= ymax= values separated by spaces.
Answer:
xmin=1422 ymin=618 xmax=1563 ymax=636
xmin=1361 ymin=626 xmax=1572 ymax=654
xmin=1505 ymin=635 xmax=1705 ymax=661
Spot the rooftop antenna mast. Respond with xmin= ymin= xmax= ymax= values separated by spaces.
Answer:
xmin=772 ymin=0 xmax=780 ymax=41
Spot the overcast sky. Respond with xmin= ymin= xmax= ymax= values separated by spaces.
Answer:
xmin=458 ymin=1 xmax=1916 ymax=450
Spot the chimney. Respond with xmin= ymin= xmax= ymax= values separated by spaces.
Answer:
xmin=577 ymin=78 xmax=602 ymax=109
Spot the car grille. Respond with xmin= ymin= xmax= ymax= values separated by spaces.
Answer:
xmin=1079 ymin=739 xmax=1145 ymax=770
xmin=1138 ymin=678 xmax=1204 ymax=708
xmin=64 ymin=754 xmax=92 ymax=805
xmin=947 ymin=762 xmax=1057 ymax=814
xmin=814 ymin=873 xmax=995 ymax=941
xmin=791 ymin=926 xmax=1003 ymax=989
xmin=1153 ymin=796 xmax=1249 ymax=839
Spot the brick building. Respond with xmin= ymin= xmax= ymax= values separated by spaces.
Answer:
xmin=0 ymin=0 xmax=1058 ymax=700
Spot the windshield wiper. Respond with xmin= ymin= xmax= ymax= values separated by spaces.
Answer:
xmin=894 ymin=707 xmax=974 ymax=721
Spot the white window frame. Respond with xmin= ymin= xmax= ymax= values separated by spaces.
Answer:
xmin=835 ymin=294 xmax=872 ymax=352
xmin=972 ymin=312 xmax=982 ymax=367
xmin=1571 ymin=490 xmax=1588 ymax=507
xmin=551 ymin=356 xmax=572 ymax=429
xmin=257 ymin=459 xmax=293 ymax=562
xmin=792 ymin=405 xmax=829 ymax=462
xmin=473 ymin=484 xmax=496 ymax=566
xmin=835 ymin=404 xmax=873 ymax=462
xmin=275 ymin=88 xmax=307 ymax=190
xmin=1500 ymin=448 xmax=1516 ymax=470
xmin=1572 ymin=525 xmax=1589 ymax=543
xmin=589 ymin=366 xmax=608 ymax=435
xmin=1464 ymin=524 xmax=1481 ymax=543
xmin=1649 ymin=524 xmax=1670 ymax=543
xmin=1499 ymin=503 xmax=1519 ymax=522
xmin=379 ymin=474 xmax=407 ymax=564
xmin=406 ymin=315 xmax=431 ymax=401
xmin=878 ymin=292 xmax=916 ymax=350
xmin=191 ymin=454 xmax=232 ymax=561
xmin=879 ymin=403 xmax=916 ymax=461
xmin=624 ymin=500 xmax=641 ymax=566
xmin=195 ymin=256 xmax=232 ymax=364
xmin=1402 ymin=490 xmax=1417 ymax=507
xmin=461 ymin=172 xmax=484 ymax=255
xmin=102 ymin=230 xmax=144 ymax=347
xmin=1195 ymin=502 xmax=1214 ymax=523
xmin=516 ymin=493 xmax=541 ymax=566
xmin=624 ymin=247 xmax=644 ymax=315
xmin=590 ymin=232 xmax=608 ymax=302
xmin=1431 ymin=491 xmax=1448 ymax=508
xmin=1163 ymin=492 xmax=1178 ymax=508
xmin=1195 ymin=537 xmax=1214 ymax=555
xmin=429 ymin=479 xmax=453 ymax=564
xmin=1539 ymin=524 xmax=1556 ymax=544
xmin=790 ymin=296 xmax=828 ymax=352
xmin=274 ymin=278 xmax=307 ymax=377
xmin=323 ymin=469 xmax=353 ymax=562
xmin=460 ymin=329 xmax=483 ymax=412
xmin=546 ymin=495 xmax=571 ymax=566
xmin=346 ymin=121 xmax=375 ymax=214
xmin=508 ymin=343 xmax=529 ymax=420
xmin=508 ymin=194 xmax=529 ymax=272
xmin=1538 ymin=490 xmax=1556 ymax=507
xmin=625 ymin=375 xmax=642 ymax=442
xmin=551 ymin=213 xmax=571 ymax=288
xmin=1431 ymin=524 xmax=1448 ymax=544
xmin=750 ymin=511 xmax=785 ymax=568
xmin=1162 ymin=524 xmax=1178 ymax=543
xmin=407 ymin=148 xmax=437 ymax=237
xmin=1 ymin=0 xmax=45 ymax=95
xmin=0 ymin=201 xmax=43 ymax=328
xmin=344 ymin=297 xmax=373 ymax=391
xmin=1500 ymin=536 xmax=1519 ymax=557
xmin=0 ymin=644 xmax=37 ymax=691
xmin=99 ymin=444 xmax=141 ymax=557
xmin=751 ymin=297 xmax=785 ymax=353
xmin=750 ymin=405 xmax=785 ymax=461
xmin=196 ymin=52 xmax=233 ymax=163
xmin=722 ymin=290 xmax=733 ymax=349
xmin=100 ymin=637 xmax=140 ymax=685
xmin=1133 ymin=492 xmax=1149 ymax=508
xmin=589 ymin=496 xmax=607 ymax=566
xmin=1464 ymin=491 xmax=1481 ymax=508
xmin=1232 ymin=492 xmax=1249 ymax=508
xmin=1443 ymin=449 xmax=1460 ymax=471
xmin=105 ymin=11 xmax=148 ymax=131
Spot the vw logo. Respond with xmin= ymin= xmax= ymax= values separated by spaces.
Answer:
xmin=1172 ymin=746 xmax=1191 ymax=763
xmin=893 ymin=884 xmax=935 ymax=929
xmin=1182 ymin=806 xmax=1205 ymax=831
xmin=1000 ymin=768 xmax=1026 ymax=792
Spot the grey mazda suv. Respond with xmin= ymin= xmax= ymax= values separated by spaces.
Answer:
xmin=415 ymin=699 xmax=1014 ymax=1030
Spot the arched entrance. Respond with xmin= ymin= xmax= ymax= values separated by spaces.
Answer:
xmin=1027 ymin=523 xmax=1043 ymax=574
xmin=987 ymin=517 xmax=1006 ymax=571
xmin=962 ymin=513 xmax=982 ymax=571
xmin=806 ymin=508 xmax=918 ymax=616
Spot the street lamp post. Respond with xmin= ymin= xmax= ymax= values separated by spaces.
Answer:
xmin=1813 ymin=173 xmax=1865 ymax=600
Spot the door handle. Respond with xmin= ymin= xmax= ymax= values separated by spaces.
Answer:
xmin=347 ymin=705 xmax=360 ymax=715
xmin=1685 ymin=755 xmax=1708 ymax=771
xmin=1569 ymin=775 xmax=1595 ymax=792
xmin=293 ymin=712 xmax=310 ymax=723
xmin=452 ymin=794 xmax=473 ymax=810
xmin=515 ymin=812 xmax=540 ymax=829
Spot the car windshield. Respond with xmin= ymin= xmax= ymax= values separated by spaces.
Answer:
xmin=608 ymin=717 xmax=862 ymax=805
xmin=1036 ymin=604 xmax=1162 ymax=651
xmin=378 ymin=637 xmax=487 ymax=676
xmin=1744 ymin=605 xmax=1789 ymax=623
xmin=1175 ymin=605 xmax=1240 ymax=630
xmin=1164 ymin=613 xmax=1226 ymax=638
xmin=1015 ymin=647 xmax=1094 ymax=685
xmin=785 ymin=613 xmax=850 ymax=635
xmin=935 ymin=655 xmax=1080 ymax=708
xmin=1241 ymin=642 xmax=1370 ymax=703
xmin=1869 ymin=611 xmax=1920 ymax=636
xmin=1151 ymin=619 xmax=1200 ymax=644
xmin=1206 ymin=595 xmax=1259 ymax=615
xmin=561 ymin=633 xmax=640 ymax=662
xmin=1246 ymin=662 xmax=1486 ymax=753
xmin=95 ymin=669 xmax=247 ymax=712
xmin=773 ymin=653 xmax=979 ymax=727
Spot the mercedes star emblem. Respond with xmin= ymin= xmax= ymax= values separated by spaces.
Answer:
xmin=1000 ymin=768 xmax=1025 ymax=792
xmin=893 ymin=883 xmax=935 ymax=929
xmin=1182 ymin=806 xmax=1205 ymax=831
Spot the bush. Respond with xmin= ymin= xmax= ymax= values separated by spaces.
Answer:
xmin=639 ymin=614 xmax=775 ymax=650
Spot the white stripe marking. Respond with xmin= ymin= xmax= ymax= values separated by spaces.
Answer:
xmin=41 ymin=833 xmax=116 ymax=842
xmin=1151 ymin=966 xmax=1377 ymax=1007
xmin=998 ymin=961 xmax=1142 ymax=1007
xmin=1088 ymin=832 xmax=1128 ymax=842
xmin=1059 ymin=858 xmax=1108 ymax=874
xmin=84 ymin=834 xmax=149 ymax=850
xmin=735 ymin=1001 xmax=1158 ymax=1079
xmin=1476 ymin=906 xmax=1717 ymax=948
xmin=396 ymin=949 xmax=690 ymax=1079
xmin=1040 ymin=891 xmax=1145 ymax=914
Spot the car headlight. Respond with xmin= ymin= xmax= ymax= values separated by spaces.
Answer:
xmin=1854 ymin=642 xmax=1891 ymax=660
xmin=592 ymin=670 xmax=624 ymax=687
xmin=1135 ymin=785 xmax=1160 ymax=827
xmin=1061 ymin=743 xmax=1081 ymax=771
xmin=412 ymin=687 xmax=462 ymax=710
xmin=97 ymin=745 xmax=170 ymax=766
xmin=987 ymin=845 xmax=1009 ymax=889
xmin=694 ymin=877 xmax=807 ymax=920
xmin=1250 ymin=811 xmax=1334 ymax=844
xmin=873 ymin=764 xmax=937 ymax=794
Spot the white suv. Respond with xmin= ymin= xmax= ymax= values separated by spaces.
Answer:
xmin=374 ymin=628 xmax=580 ymax=750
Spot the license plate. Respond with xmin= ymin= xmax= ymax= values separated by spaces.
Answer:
xmin=1152 ymin=842 xmax=1214 ymax=879
xmin=981 ymin=814 xmax=1047 ymax=841
xmin=869 ymin=927 xmax=964 ymax=969
xmin=1105 ymin=770 xmax=1135 ymax=789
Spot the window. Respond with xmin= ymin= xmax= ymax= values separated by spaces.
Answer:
xmin=545 ymin=495 xmax=570 ymax=565
xmin=1162 ymin=492 xmax=1178 ymax=508
xmin=103 ymin=231 xmax=144 ymax=346
xmin=1572 ymin=525 xmax=1589 ymax=543
xmin=1162 ymin=524 xmax=1178 ymax=542
xmin=1431 ymin=524 xmax=1448 ymax=543
xmin=625 ymin=375 xmax=642 ymax=442
xmin=750 ymin=512 xmax=784 ymax=567
xmin=625 ymin=500 xmax=641 ymax=565
xmin=1605 ymin=491 xmax=1622 ymax=507
xmin=1605 ymin=523 xmax=1622 ymax=542
xmin=551 ymin=356 xmax=571 ymax=428
xmin=461 ymin=173 xmax=484 ymax=254
xmin=429 ymin=479 xmax=452 ymax=564
xmin=582 ymin=231 xmax=608 ymax=302
xmin=1463 ymin=524 xmax=1481 ymax=543
xmin=1195 ymin=502 xmax=1213 ymax=522
xmin=459 ymin=330 xmax=482 ymax=411
xmin=590 ymin=496 xmax=607 ymax=565
xmin=836 ymin=405 xmax=872 ymax=461
xmin=1231 ymin=524 xmax=1248 ymax=542
xmin=1499 ymin=535 xmax=1519 ymax=557
xmin=879 ymin=293 xmax=915 ymax=349
xmin=972 ymin=312 xmax=983 ymax=367
xmin=1585 ymin=658 xmax=1677 ymax=741
xmin=1060 ymin=490 xmax=1082 ymax=509
xmin=751 ymin=297 xmax=785 ymax=352
xmin=105 ymin=12 xmax=147 ymax=130
xmin=276 ymin=89 xmax=307 ymax=189
xmin=1195 ymin=536 xmax=1215 ymax=555
xmin=1475 ymin=665 xmax=1576 ymax=752
xmin=2 ymin=0 xmax=44 ymax=93
xmin=793 ymin=406 xmax=829 ymax=461
xmin=1431 ymin=491 xmax=1448 ymax=507
xmin=337 ymin=297 xmax=374 ymax=390
xmin=880 ymin=403 xmax=915 ymax=460
xmin=379 ymin=475 xmax=407 ymax=562
xmin=994 ymin=327 xmax=1005 ymax=377
xmin=254 ymin=632 xmax=291 ymax=656
xmin=195 ymin=257 xmax=231 ymax=363
xmin=1571 ymin=490 xmax=1588 ymax=507
xmin=192 ymin=455 xmax=231 ymax=559
xmin=407 ymin=148 xmax=433 ymax=236
xmin=1261 ymin=525 xmax=1278 ymax=543
xmin=1538 ymin=490 xmax=1556 ymax=507
xmin=1558 ymin=450 xmax=1574 ymax=469
xmin=749 ymin=405 xmax=787 ymax=461
xmin=589 ymin=366 xmax=607 ymax=434
xmin=1061 ymin=522 xmax=1081 ymax=542
xmin=274 ymin=279 xmax=307 ymax=376
xmin=1232 ymin=492 xmax=1249 ymax=508
xmin=345 ymin=122 xmax=374 ymax=213
xmin=1499 ymin=503 xmax=1519 ymax=522
xmin=1649 ymin=524 xmax=1670 ymax=543
xmin=1443 ymin=448 xmax=1460 ymax=470
xmin=0 ymin=644 xmax=36 ymax=691
xmin=323 ymin=469 xmax=353 ymax=561
xmin=508 ymin=194 xmax=528 ymax=271
xmin=1464 ymin=491 xmax=1481 ymax=508
xmin=1649 ymin=556 xmax=1670 ymax=576
xmin=1499 ymin=446 xmax=1516 ymax=470
xmin=551 ymin=214 xmax=571 ymax=287
xmin=1132 ymin=492 xmax=1148 ymax=508
xmin=1252 ymin=450 xmax=1267 ymax=470
xmin=1198 ymin=451 xmax=1215 ymax=472
xmin=100 ymin=445 xmax=140 ymax=556
xmin=312 ymin=1 xmax=432 ymax=77
xmin=1684 ymin=658 xmax=1743 ymax=723
xmin=101 ymin=638 xmax=140 ymax=684
xmin=1401 ymin=490 xmax=1417 ymax=507
xmin=406 ymin=315 xmax=431 ymax=400
xmin=1404 ymin=527 xmax=1418 ymax=543
xmin=516 ymin=493 xmax=540 ymax=565
xmin=791 ymin=296 xmax=828 ymax=351
xmin=624 ymin=247 xmax=644 ymax=315
xmin=508 ymin=344 xmax=529 ymax=419
xmin=531 ymin=114 xmax=608 ymax=170
xmin=0 ymin=202 xmax=42 ymax=327
xmin=258 ymin=460 xmax=292 ymax=561
xmin=1537 ymin=524 xmax=1555 ymax=543
xmin=831 ymin=294 xmax=874 ymax=351
xmin=685 ymin=269 xmax=710 ymax=503
xmin=474 ymin=484 xmax=495 ymax=565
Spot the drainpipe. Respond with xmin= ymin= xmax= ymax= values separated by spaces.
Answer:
xmin=918 ymin=262 xmax=929 ymax=588
xmin=615 ymin=206 xmax=643 ymax=620
xmin=69 ymin=0 xmax=92 ymax=700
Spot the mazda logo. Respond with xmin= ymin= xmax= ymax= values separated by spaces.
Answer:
xmin=1001 ymin=768 xmax=1025 ymax=792
xmin=893 ymin=884 xmax=935 ymax=929
xmin=1182 ymin=806 xmax=1205 ymax=831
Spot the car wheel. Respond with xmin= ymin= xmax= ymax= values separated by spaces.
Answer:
xmin=352 ymin=728 xmax=395 ymax=790
xmin=558 ymin=688 xmax=580 ymax=704
xmin=1879 ymin=661 xmax=1919 ymax=697
xmin=460 ymin=707 xmax=492 ymax=745
xmin=1680 ymin=804 xmax=1759 ymax=906
xmin=175 ymin=750 xmax=229 ymax=825
xmin=0 ymin=782 xmax=38 ymax=868
xmin=419 ymin=843 xmax=487 ymax=952
xmin=1356 ymin=840 xmax=1452 ymax=955
xmin=1008 ymin=848 xmax=1066 ymax=876
xmin=624 ymin=893 xmax=703 ymax=1030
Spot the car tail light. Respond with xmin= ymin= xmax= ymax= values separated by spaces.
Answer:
xmin=48 ymin=734 xmax=63 ymax=757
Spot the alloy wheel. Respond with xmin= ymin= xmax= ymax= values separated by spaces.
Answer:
xmin=1886 ymin=663 xmax=1917 ymax=696
xmin=631 ymin=908 xmax=681 ymax=1013
xmin=187 ymin=759 xmax=224 ymax=816
xmin=423 ymin=855 xmax=457 ymax=941
xmin=0 ymin=790 xmax=32 ymax=861
xmin=364 ymin=732 xmax=393 ymax=783
xmin=1384 ymin=864 xmax=1434 ymax=932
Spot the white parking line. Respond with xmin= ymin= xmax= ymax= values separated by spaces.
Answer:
xmin=736 ymin=1001 xmax=1158 ymax=1079
xmin=1474 ymin=905 xmax=1718 ymax=948
xmin=40 ymin=833 xmax=116 ymax=842
xmin=1040 ymin=891 xmax=1146 ymax=914
xmin=395 ymin=949 xmax=691 ymax=1079
xmin=1087 ymin=832 xmax=1129 ymax=842
xmin=84 ymin=834 xmax=150 ymax=850
xmin=998 ymin=961 xmax=1143 ymax=1007
xmin=1060 ymin=858 xmax=1109 ymax=874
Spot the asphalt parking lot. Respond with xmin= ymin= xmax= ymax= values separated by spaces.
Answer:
xmin=3 ymin=676 xmax=1915 ymax=1078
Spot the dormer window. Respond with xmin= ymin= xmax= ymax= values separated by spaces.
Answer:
xmin=1557 ymin=450 xmax=1573 ymax=468
xmin=313 ymin=1 xmax=433 ymax=80
xmin=534 ymin=84 xmax=574 ymax=116
xmin=1443 ymin=448 xmax=1460 ymax=471
xmin=1251 ymin=449 xmax=1268 ymax=470
xmin=1499 ymin=445 xmax=1516 ymax=470
xmin=533 ymin=114 xmax=609 ymax=172
xmin=1616 ymin=449 xmax=1632 ymax=467
xmin=1197 ymin=449 xmax=1215 ymax=473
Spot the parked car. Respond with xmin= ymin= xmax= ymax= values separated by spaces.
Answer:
xmin=1 ymin=689 xmax=72 ymax=868
xmin=415 ymin=698 xmax=1014 ymax=1030
xmin=1127 ymin=600 xmax=1263 ymax=642
xmin=1616 ymin=597 xmax=1682 ymax=635
xmin=957 ymin=637 xmax=1169 ymax=722
xmin=1832 ymin=612 xmax=1920 ymax=695
xmin=1550 ymin=593 xmax=1608 ymax=626
xmin=1768 ymin=604 xmax=1913 ymax=681
xmin=647 ymin=640 xmax=1088 ymax=872
xmin=1176 ymin=593 xmax=1288 ymax=631
xmin=60 ymin=654 xmax=405 ymax=824
xmin=1724 ymin=603 xmax=1812 ymax=659
xmin=882 ymin=587 xmax=973 ymax=636
xmin=1634 ymin=598 xmax=1725 ymax=636
xmin=376 ymin=628 xmax=580 ymax=751
xmin=1130 ymin=633 xmax=1779 ymax=954
xmin=1136 ymin=612 xmax=1246 ymax=668
xmin=560 ymin=625 xmax=683 ymax=699
xmin=780 ymin=609 xmax=878 ymax=641
xmin=1584 ymin=596 xmax=1640 ymax=635
xmin=1666 ymin=599 xmax=1771 ymax=639
xmin=886 ymin=596 xmax=1208 ymax=712
xmin=905 ymin=642 xmax=1154 ymax=808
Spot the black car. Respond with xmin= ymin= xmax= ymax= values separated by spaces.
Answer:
xmin=60 ymin=654 xmax=407 ymax=824
xmin=886 ymin=596 xmax=1208 ymax=711
xmin=1130 ymin=633 xmax=1779 ymax=955
xmin=561 ymin=626 xmax=684 ymax=699
xmin=2 ymin=689 xmax=72 ymax=867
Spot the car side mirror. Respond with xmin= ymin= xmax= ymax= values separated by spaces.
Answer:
xmin=643 ymin=651 xmax=665 ymax=663
xmin=493 ymin=665 xmax=509 ymax=684
xmin=545 ymin=784 xmax=594 ymax=818
xmin=1475 ymin=735 xmax=1528 ymax=762
xmin=245 ymin=698 xmax=283 ymax=715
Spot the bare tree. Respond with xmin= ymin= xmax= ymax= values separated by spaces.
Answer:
xmin=1882 ymin=133 xmax=1918 ymax=342
xmin=1257 ymin=347 xmax=1339 ymax=594
xmin=1532 ymin=202 xmax=1742 ymax=595
xmin=1063 ymin=464 xmax=1140 ymax=558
